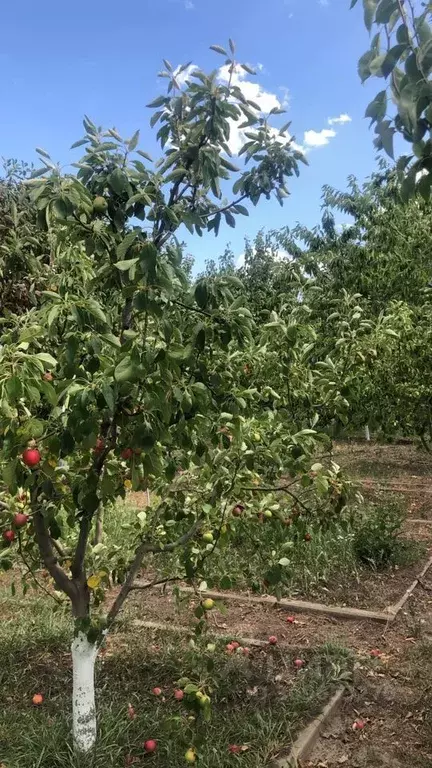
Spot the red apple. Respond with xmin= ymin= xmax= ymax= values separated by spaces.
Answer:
xmin=226 ymin=643 xmax=235 ymax=654
xmin=242 ymin=647 xmax=250 ymax=656
xmin=152 ymin=687 xmax=162 ymax=697
xmin=143 ymin=739 xmax=157 ymax=753
xmin=370 ymin=649 xmax=381 ymax=658
xmin=228 ymin=745 xmax=242 ymax=754
xmin=268 ymin=636 xmax=278 ymax=645
xmin=352 ymin=719 xmax=366 ymax=730
xmin=294 ymin=658 xmax=305 ymax=669
xmin=286 ymin=616 xmax=295 ymax=624
xmin=43 ymin=372 xmax=54 ymax=382
xmin=232 ymin=504 xmax=244 ymax=517
xmin=174 ymin=689 xmax=184 ymax=701
xmin=22 ymin=448 xmax=41 ymax=468
xmin=13 ymin=513 xmax=29 ymax=529
xmin=304 ymin=533 xmax=312 ymax=542
xmin=3 ymin=530 xmax=15 ymax=544
xmin=121 ymin=448 xmax=133 ymax=460
xmin=231 ymin=641 xmax=240 ymax=650
xmin=94 ymin=438 xmax=105 ymax=454
xmin=32 ymin=693 xmax=43 ymax=705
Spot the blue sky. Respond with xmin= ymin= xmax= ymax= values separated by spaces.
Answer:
xmin=1 ymin=0 xmax=383 ymax=268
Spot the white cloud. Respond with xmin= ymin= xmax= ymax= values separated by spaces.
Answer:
xmin=218 ymin=64 xmax=282 ymax=114
xmin=328 ymin=113 xmax=352 ymax=125
xmin=184 ymin=0 xmax=194 ymax=8
xmin=217 ymin=64 xmax=292 ymax=156
xmin=303 ymin=128 xmax=336 ymax=147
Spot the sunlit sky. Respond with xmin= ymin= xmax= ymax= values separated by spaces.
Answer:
xmin=1 ymin=0 xmax=395 ymax=268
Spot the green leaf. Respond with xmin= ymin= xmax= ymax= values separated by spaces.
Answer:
xmin=70 ymin=138 xmax=88 ymax=149
xmin=146 ymin=95 xmax=168 ymax=108
xmin=209 ymin=44 xmax=227 ymax=55
xmin=375 ymin=0 xmax=398 ymax=24
xmin=114 ymin=356 xmax=141 ymax=383
xmin=365 ymin=90 xmax=387 ymax=122
xmin=114 ymin=258 xmax=139 ymax=271
xmin=363 ymin=0 xmax=379 ymax=31
xmin=369 ymin=54 xmax=386 ymax=76
xmin=36 ymin=352 xmax=57 ymax=368
xmin=419 ymin=39 xmax=432 ymax=76
xmin=36 ymin=147 xmax=51 ymax=159
xmin=128 ymin=130 xmax=140 ymax=151
xmin=241 ymin=63 xmax=256 ymax=76
xmin=382 ymin=44 xmax=407 ymax=78
xmin=108 ymin=168 xmax=129 ymax=196
xmin=116 ymin=231 xmax=138 ymax=260
xmin=137 ymin=150 xmax=153 ymax=162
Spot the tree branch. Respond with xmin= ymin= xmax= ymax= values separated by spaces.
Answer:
xmin=243 ymin=483 xmax=311 ymax=513
xmin=31 ymin=487 xmax=76 ymax=603
xmin=201 ymin=194 xmax=248 ymax=220
xmin=106 ymin=517 xmax=202 ymax=626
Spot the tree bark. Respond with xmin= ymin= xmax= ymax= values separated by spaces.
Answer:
xmin=72 ymin=631 xmax=99 ymax=754
xmin=93 ymin=506 xmax=104 ymax=546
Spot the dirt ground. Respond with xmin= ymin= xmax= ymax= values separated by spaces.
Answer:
xmin=116 ymin=441 xmax=432 ymax=768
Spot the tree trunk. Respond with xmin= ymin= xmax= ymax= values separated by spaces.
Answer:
xmin=71 ymin=631 xmax=98 ymax=753
xmin=93 ymin=507 xmax=104 ymax=546
xmin=365 ymin=424 xmax=371 ymax=442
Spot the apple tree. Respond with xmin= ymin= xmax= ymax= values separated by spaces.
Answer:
xmin=352 ymin=0 xmax=432 ymax=198
xmin=0 ymin=43 xmax=312 ymax=754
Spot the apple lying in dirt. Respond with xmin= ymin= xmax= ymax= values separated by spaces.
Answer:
xmin=304 ymin=532 xmax=312 ymax=542
xmin=185 ymin=748 xmax=196 ymax=763
xmin=352 ymin=719 xmax=366 ymax=730
xmin=268 ymin=636 xmax=278 ymax=645
xmin=13 ymin=513 xmax=29 ymax=528
xmin=202 ymin=598 xmax=214 ymax=611
xmin=286 ymin=616 xmax=295 ymax=624
xmin=370 ymin=649 xmax=381 ymax=658
xmin=144 ymin=739 xmax=157 ymax=753
xmin=2 ymin=530 xmax=15 ymax=544
xmin=22 ymin=448 xmax=41 ymax=468
xmin=152 ymin=687 xmax=162 ymax=696
xmin=294 ymin=658 xmax=305 ymax=669
xmin=174 ymin=689 xmax=184 ymax=701
xmin=32 ymin=693 xmax=43 ymax=705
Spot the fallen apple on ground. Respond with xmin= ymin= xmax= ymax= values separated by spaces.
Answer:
xmin=143 ymin=739 xmax=157 ymax=753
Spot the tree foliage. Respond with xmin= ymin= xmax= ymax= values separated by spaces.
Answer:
xmin=353 ymin=0 xmax=432 ymax=199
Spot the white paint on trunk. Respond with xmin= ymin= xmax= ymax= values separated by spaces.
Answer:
xmin=72 ymin=631 xmax=98 ymax=753
xmin=365 ymin=425 xmax=371 ymax=442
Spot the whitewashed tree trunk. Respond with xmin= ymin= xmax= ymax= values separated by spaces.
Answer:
xmin=365 ymin=424 xmax=371 ymax=442
xmin=72 ymin=631 xmax=98 ymax=753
